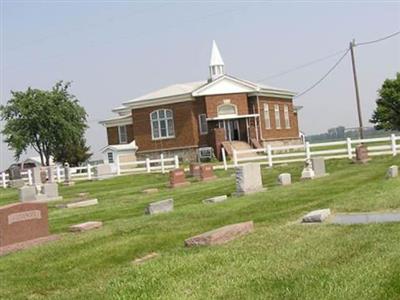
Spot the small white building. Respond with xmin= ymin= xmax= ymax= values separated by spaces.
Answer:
xmin=100 ymin=141 xmax=138 ymax=172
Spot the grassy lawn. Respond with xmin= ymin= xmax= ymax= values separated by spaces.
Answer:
xmin=0 ymin=156 xmax=400 ymax=299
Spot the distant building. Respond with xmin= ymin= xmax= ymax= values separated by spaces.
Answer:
xmin=100 ymin=41 xmax=301 ymax=162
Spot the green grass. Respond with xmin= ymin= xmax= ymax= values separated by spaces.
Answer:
xmin=0 ymin=156 xmax=399 ymax=299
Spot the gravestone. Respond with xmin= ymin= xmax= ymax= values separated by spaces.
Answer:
xmin=19 ymin=186 xmax=37 ymax=202
xmin=386 ymin=165 xmax=398 ymax=178
xmin=189 ymin=163 xmax=201 ymax=177
xmin=301 ymin=159 xmax=315 ymax=180
xmin=184 ymin=221 xmax=254 ymax=247
xmin=355 ymin=144 xmax=369 ymax=163
xmin=0 ymin=202 xmax=53 ymax=254
xmin=47 ymin=166 xmax=55 ymax=183
xmin=64 ymin=199 xmax=98 ymax=209
xmin=69 ymin=221 xmax=102 ymax=232
xmin=278 ymin=173 xmax=291 ymax=186
xmin=199 ymin=164 xmax=216 ymax=181
xmin=234 ymin=163 xmax=264 ymax=196
xmin=169 ymin=169 xmax=190 ymax=188
xmin=42 ymin=183 xmax=62 ymax=201
xmin=311 ymin=157 xmax=328 ymax=178
xmin=93 ymin=164 xmax=114 ymax=180
xmin=302 ymin=209 xmax=331 ymax=223
xmin=145 ymin=199 xmax=173 ymax=215
xmin=32 ymin=167 xmax=42 ymax=186
xmin=203 ymin=195 xmax=227 ymax=204
xmin=63 ymin=163 xmax=75 ymax=186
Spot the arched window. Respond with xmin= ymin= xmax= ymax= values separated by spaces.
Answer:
xmin=217 ymin=104 xmax=237 ymax=116
xmin=150 ymin=109 xmax=175 ymax=139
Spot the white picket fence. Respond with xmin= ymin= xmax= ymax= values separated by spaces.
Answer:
xmin=1 ymin=154 xmax=180 ymax=188
xmin=222 ymin=134 xmax=399 ymax=170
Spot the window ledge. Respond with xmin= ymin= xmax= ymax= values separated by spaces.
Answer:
xmin=152 ymin=136 xmax=176 ymax=141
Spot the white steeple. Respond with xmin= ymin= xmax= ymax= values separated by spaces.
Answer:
xmin=209 ymin=40 xmax=225 ymax=81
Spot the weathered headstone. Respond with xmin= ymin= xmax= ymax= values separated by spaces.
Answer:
xmin=19 ymin=186 xmax=37 ymax=202
xmin=311 ymin=157 xmax=328 ymax=178
xmin=63 ymin=163 xmax=75 ymax=186
xmin=64 ymin=199 xmax=98 ymax=209
xmin=69 ymin=221 xmax=103 ymax=232
xmin=0 ymin=202 xmax=57 ymax=256
xmin=145 ymin=199 xmax=173 ymax=215
xmin=234 ymin=163 xmax=264 ymax=195
xmin=32 ymin=167 xmax=42 ymax=186
xmin=184 ymin=221 xmax=254 ymax=247
xmin=132 ymin=252 xmax=159 ymax=265
xmin=355 ymin=144 xmax=369 ymax=163
xmin=42 ymin=183 xmax=62 ymax=201
xmin=278 ymin=173 xmax=291 ymax=186
xmin=203 ymin=195 xmax=227 ymax=204
xmin=189 ymin=163 xmax=201 ymax=177
xmin=386 ymin=165 xmax=398 ymax=178
xmin=301 ymin=159 xmax=315 ymax=180
xmin=47 ymin=166 xmax=55 ymax=183
xmin=302 ymin=209 xmax=331 ymax=223
xmin=169 ymin=169 xmax=190 ymax=188
xmin=199 ymin=164 xmax=216 ymax=181
xmin=93 ymin=164 xmax=114 ymax=180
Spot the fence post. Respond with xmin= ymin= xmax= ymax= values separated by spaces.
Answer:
xmin=28 ymin=169 xmax=32 ymax=185
xmin=56 ymin=166 xmax=61 ymax=183
xmin=221 ymin=147 xmax=228 ymax=171
xmin=346 ymin=137 xmax=353 ymax=159
xmin=146 ymin=158 xmax=151 ymax=173
xmin=2 ymin=173 xmax=6 ymax=189
xmin=160 ymin=153 xmax=165 ymax=173
xmin=116 ymin=155 xmax=121 ymax=176
xmin=391 ymin=134 xmax=397 ymax=156
xmin=305 ymin=142 xmax=311 ymax=159
xmin=267 ymin=145 xmax=273 ymax=168
xmin=233 ymin=149 xmax=238 ymax=166
xmin=174 ymin=155 xmax=179 ymax=169
xmin=87 ymin=164 xmax=92 ymax=180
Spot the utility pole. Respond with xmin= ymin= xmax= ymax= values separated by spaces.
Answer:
xmin=349 ymin=39 xmax=364 ymax=140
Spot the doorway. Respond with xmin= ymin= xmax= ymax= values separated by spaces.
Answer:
xmin=219 ymin=120 xmax=240 ymax=141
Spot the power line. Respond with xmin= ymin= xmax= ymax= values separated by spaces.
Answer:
xmin=294 ymin=49 xmax=350 ymax=99
xmin=256 ymin=48 xmax=348 ymax=82
xmin=355 ymin=30 xmax=400 ymax=47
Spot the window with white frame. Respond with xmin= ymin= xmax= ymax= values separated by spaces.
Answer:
xmin=263 ymin=104 xmax=271 ymax=129
xmin=284 ymin=105 xmax=290 ymax=129
xmin=198 ymin=114 xmax=208 ymax=135
xmin=217 ymin=104 xmax=237 ymax=116
xmin=150 ymin=109 xmax=175 ymax=139
xmin=274 ymin=104 xmax=281 ymax=129
xmin=118 ymin=125 xmax=128 ymax=144
xmin=107 ymin=152 xmax=114 ymax=164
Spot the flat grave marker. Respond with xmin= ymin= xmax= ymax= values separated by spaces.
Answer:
xmin=145 ymin=199 xmax=173 ymax=215
xmin=69 ymin=221 xmax=103 ymax=232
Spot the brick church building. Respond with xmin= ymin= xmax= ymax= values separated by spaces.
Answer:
xmin=100 ymin=41 xmax=301 ymax=163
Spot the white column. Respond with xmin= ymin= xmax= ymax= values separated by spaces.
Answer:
xmin=305 ymin=142 xmax=311 ymax=159
xmin=221 ymin=147 xmax=228 ymax=171
xmin=391 ymin=134 xmax=397 ymax=156
xmin=346 ymin=137 xmax=353 ymax=159
xmin=160 ymin=153 xmax=165 ymax=173
xmin=2 ymin=173 xmax=6 ymax=189
xmin=28 ymin=169 xmax=33 ymax=185
xmin=146 ymin=158 xmax=151 ymax=173
xmin=174 ymin=155 xmax=179 ymax=169
xmin=267 ymin=145 xmax=273 ymax=168
xmin=87 ymin=164 xmax=92 ymax=180
xmin=233 ymin=149 xmax=238 ymax=166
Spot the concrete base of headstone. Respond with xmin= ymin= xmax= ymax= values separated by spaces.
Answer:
xmin=69 ymin=221 xmax=103 ymax=232
xmin=62 ymin=199 xmax=98 ymax=209
xmin=302 ymin=209 xmax=331 ymax=223
xmin=184 ymin=221 xmax=254 ymax=247
xmin=386 ymin=165 xmax=398 ymax=178
xmin=145 ymin=199 xmax=173 ymax=215
xmin=142 ymin=188 xmax=159 ymax=194
xmin=9 ymin=179 xmax=25 ymax=189
xmin=301 ymin=168 xmax=315 ymax=180
xmin=203 ymin=195 xmax=228 ymax=204
xmin=233 ymin=188 xmax=266 ymax=197
xmin=278 ymin=173 xmax=291 ymax=186
xmin=0 ymin=234 xmax=60 ymax=257
xmin=63 ymin=181 xmax=75 ymax=187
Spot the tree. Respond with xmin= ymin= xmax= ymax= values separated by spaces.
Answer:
xmin=0 ymin=81 xmax=89 ymax=166
xmin=370 ymin=73 xmax=400 ymax=131
xmin=53 ymin=138 xmax=92 ymax=167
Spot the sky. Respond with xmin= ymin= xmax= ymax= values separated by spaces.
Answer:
xmin=1 ymin=0 xmax=399 ymax=169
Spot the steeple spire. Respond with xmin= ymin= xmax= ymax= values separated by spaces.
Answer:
xmin=209 ymin=40 xmax=225 ymax=81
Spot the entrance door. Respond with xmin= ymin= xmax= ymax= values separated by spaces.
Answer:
xmin=220 ymin=120 xmax=240 ymax=141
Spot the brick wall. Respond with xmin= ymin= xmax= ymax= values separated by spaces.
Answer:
xmin=205 ymin=93 xmax=249 ymax=118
